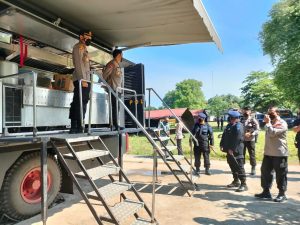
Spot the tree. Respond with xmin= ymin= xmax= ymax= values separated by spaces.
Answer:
xmin=241 ymin=71 xmax=292 ymax=112
xmin=260 ymin=0 xmax=300 ymax=104
xmin=207 ymin=94 xmax=242 ymax=117
xmin=163 ymin=79 xmax=206 ymax=109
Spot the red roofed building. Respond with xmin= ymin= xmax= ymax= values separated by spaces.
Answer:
xmin=145 ymin=108 xmax=203 ymax=119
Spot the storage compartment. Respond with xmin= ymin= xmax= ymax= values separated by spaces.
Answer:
xmin=4 ymin=87 xmax=22 ymax=126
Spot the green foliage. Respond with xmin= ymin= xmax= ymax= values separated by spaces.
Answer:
xmin=260 ymin=0 xmax=300 ymax=104
xmin=163 ymin=79 xmax=206 ymax=109
xmin=207 ymin=94 xmax=242 ymax=117
xmin=241 ymin=71 xmax=292 ymax=112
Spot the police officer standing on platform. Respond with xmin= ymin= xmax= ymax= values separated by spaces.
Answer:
xmin=220 ymin=110 xmax=248 ymax=192
xmin=69 ymin=30 xmax=92 ymax=134
xmin=192 ymin=113 xmax=214 ymax=175
xmin=102 ymin=49 xmax=123 ymax=130
xmin=241 ymin=106 xmax=259 ymax=175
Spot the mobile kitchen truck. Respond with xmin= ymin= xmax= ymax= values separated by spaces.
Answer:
xmin=0 ymin=0 xmax=221 ymax=224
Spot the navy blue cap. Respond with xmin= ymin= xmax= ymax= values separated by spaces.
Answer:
xmin=198 ymin=112 xmax=207 ymax=119
xmin=228 ymin=110 xmax=240 ymax=118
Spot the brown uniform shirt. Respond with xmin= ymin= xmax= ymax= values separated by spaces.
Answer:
xmin=102 ymin=59 xmax=122 ymax=91
xmin=72 ymin=41 xmax=90 ymax=81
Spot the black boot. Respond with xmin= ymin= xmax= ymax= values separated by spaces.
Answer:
xmin=76 ymin=120 xmax=84 ymax=133
xmin=250 ymin=166 xmax=256 ymax=175
xmin=69 ymin=120 xmax=77 ymax=134
xmin=236 ymin=182 xmax=248 ymax=192
xmin=194 ymin=167 xmax=200 ymax=176
xmin=274 ymin=191 xmax=287 ymax=202
xmin=227 ymin=179 xmax=240 ymax=188
xmin=254 ymin=189 xmax=272 ymax=200
xmin=205 ymin=168 xmax=211 ymax=175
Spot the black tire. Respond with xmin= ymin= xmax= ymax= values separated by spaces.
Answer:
xmin=0 ymin=152 xmax=62 ymax=220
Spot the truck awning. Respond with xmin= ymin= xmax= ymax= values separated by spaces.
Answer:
xmin=1 ymin=0 xmax=222 ymax=51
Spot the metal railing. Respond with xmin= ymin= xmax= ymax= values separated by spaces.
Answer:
xmin=78 ymin=75 xmax=113 ymax=135
xmin=146 ymin=87 xmax=198 ymax=178
xmin=116 ymin=87 xmax=139 ymax=128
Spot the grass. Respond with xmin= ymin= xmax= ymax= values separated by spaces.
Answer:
xmin=127 ymin=122 xmax=300 ymax=164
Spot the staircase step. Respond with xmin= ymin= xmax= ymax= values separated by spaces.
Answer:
xmin=75 ymin=165 xmax=119 ymax=180
xmin=132 ymin=218 xmax=154 ymax=225
xmin=161 ymin=145 xmax=178 ymax=151
xmin=149 ymin=128 xmax=163 ymax=132
xmin=66 ymin=135 xmax=100 ymax=143
xmin=63 ymin=149 xmax=109 ymax=161
xmin=166 ymin=155 xmax=185 ymax=162
xmin=181 ymin=174 xmax=200 ymax=184
xmin=107 ymin=199 xmax=144 ymax=223
xmin=173 ymin=165 xmax=192 ymax=174
xmin=88 ymin=182 xmax=132 ymax=200
xmin=153 ymin=136 xmax=170 ymax=141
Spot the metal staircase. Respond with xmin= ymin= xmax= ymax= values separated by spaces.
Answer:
xmin=51 ymin=135 xmax=157 ymax=225
xmin=145 ymin=88 xmax=200 ymax=196
xmin=148 ymin=128 xmax=199 ymax=197
xmin=94 ymin=74 xmax=200 ymax=196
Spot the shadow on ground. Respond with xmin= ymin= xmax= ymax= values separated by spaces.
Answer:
xmin=194 ymin=190 xmax=300 ymax=225
xmin=133 ymin=182 xmax=188 ymax=197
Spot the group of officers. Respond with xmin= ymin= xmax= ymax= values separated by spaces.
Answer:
xmin=69 ymin=30 xmax=123 ymax=134
xmin=69 ymin=30 xmax=298 ymax=203
xmin=191 ymin=106 xmax=295 ymax=203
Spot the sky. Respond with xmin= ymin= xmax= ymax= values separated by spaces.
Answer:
xmin=124 ymin=0 xmax=279 ymax=107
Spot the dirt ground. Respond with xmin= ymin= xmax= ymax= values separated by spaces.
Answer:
xmin=17 ymin=155 xmax=300 ymax=225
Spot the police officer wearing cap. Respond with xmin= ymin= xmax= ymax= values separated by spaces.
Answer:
xmin=69 ymin=30 xmax=92 ymax=133
xmin=192 ymin=112 xmax=214 ymax=175
xmin=102 ymin=49 xmax=123 ymax=130
xmin=220 ymin=110 xmax=248 ymax=192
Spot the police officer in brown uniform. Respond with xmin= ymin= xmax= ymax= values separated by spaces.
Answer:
xmin=102 ymin=49 xmax=123 ymax=129
xmin=69 ymin=30 xmax=92 ymax=133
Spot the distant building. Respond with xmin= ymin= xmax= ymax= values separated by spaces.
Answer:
xmin=145 ymin=108 xmax=203 ymax=128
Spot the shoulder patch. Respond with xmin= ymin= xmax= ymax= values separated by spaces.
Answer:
xmin=79 ymin=44 xmax=85 ymax=51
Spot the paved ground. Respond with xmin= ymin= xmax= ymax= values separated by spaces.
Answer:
xmin=16 ymin=155 xmax=300 ymax=225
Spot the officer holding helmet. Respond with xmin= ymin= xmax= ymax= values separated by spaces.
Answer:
xmin=69 ymin=30 xmax=92 ymax=133
xmin=192 ymin=112 xmax=214 ymax=175
xmin=220 ymin=110 xmax=248 ymax=192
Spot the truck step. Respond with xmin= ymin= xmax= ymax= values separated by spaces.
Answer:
xmin=105 ymin=199 xmax=144 ymax=223
xmin=66 ymin=135 xmax=100 ymax=143
xmin=63 ymin=149 xmax=109 ymax=161
xmin=87 ymin=182 xmax=132 ymax=200
xmin=75 ymin=165 xmax=119 ymax=180
xmin=131 ymin=218 xmax=154 ymax=225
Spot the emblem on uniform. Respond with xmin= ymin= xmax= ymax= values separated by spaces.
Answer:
xmin=79 ymin=44 xmax=85 ymax=51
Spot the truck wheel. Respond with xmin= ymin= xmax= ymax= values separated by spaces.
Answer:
xmin=0 ymin=152 xmax=61 ymax=220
